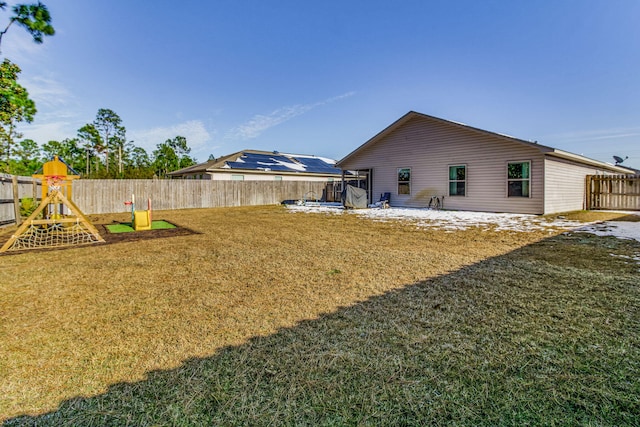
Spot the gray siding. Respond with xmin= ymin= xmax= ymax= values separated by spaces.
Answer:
xmin=543 ymin=157 xmax=618 ymax=214
xmin=341 ymin=116 xmax=545 ymax=214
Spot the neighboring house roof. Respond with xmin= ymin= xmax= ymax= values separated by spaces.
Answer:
xmin=337 ymin=111 xmax=635 ymax=174
xmin=166 ymin=160 xmax=217 ymax=175
xmin=168 ymin=149 xmax=343 ymax=177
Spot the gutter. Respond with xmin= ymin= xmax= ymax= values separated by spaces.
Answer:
xmin=546 ymin=149 xmax=635 ymax=174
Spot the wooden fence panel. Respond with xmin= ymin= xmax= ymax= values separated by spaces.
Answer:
xmin=69 ymin=179 xmax=328 ymax=214
xmin=586 ymin=175 xmax=640 ymax=211
xmin=1 ymin=177 xmax=326 ymax=223
xmin=0 ymin=174 xmax=41 ymax=227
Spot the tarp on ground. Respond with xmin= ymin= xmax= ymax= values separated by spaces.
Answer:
xmin=342 ymin=184 xmax=368 ymax=209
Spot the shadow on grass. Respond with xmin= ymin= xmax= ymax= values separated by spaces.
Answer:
xmin=616 ymin=214 xmax=640 ymax=222
xmin=4 ymin=233 xmax=640 ymax=426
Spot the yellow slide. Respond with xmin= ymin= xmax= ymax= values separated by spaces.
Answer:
xmin=133 ymin=210 xmax=152 ymax=231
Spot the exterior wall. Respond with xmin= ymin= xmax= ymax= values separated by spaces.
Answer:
xmin=543 ymin=157 xmax=619 ymax=214
xmin=209 ymin=171 xmax=338 ymax=182
xmin=177 ymin=173 xmax=212 ymax=180
xmin=340 ymin=115 xmax=546 ymax=214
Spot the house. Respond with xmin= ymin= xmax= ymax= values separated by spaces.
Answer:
xmin=336 ymin=111 xmax=635 ymax=214
xmin=168 ymin=149 xmax=343 ymax=183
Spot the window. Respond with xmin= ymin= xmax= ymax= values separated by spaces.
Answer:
xmin=231 ymin=174 xmax=244 ymax=181
xmin=507 ymin=161 xmax=530 ymax=197
xmin=274 ymin=176 xmax=282 ymax=181
xmin=398 ymin=168 xmax=411 ymax=195
xmin=449 ymin=165 xmax=466 ymax=196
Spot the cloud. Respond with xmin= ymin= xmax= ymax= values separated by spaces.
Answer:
xmin=19 ymin=120 xmax=75 ymax=144
xmin=227 ymin=106 xmax=312 ymax=140
xmin=21 ymin=76 xmax=75 ymax=109
xmin=1 ymin=24 xmax=50 ymax=63
xmin=12 ymin=74 xmax=82 ymax=144
xmin=542 ymin=126 xmax=640 ymax=163
xmin=545 ymin=127 xmax=640 ymax=143
xmin=129 ymin=120 xmax=211 ymax=154
xmin=227 ymin=91 xmax=355 ymax=140
xmin=18 ymin=80 xmax=80 ymax=143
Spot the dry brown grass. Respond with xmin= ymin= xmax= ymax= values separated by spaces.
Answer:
xmin=0 ymin=206 xmax=637 ymax=424
xmin=0 ymin=206 xmax=539 ymax=417
xmin=550 ymin=210 xmax=640 ymax=222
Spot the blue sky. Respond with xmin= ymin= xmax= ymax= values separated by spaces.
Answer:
xmin=3 ymin=0 xmax=639 ymax=166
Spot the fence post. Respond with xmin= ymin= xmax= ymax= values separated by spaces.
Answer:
xmin=585 ymin=175 xmax=592 ymax=210
xmin=12 ymin=175 xmax=21 ymax=226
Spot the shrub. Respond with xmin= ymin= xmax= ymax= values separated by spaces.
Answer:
xmin=19 ymin=197 xmax=38 ymax=218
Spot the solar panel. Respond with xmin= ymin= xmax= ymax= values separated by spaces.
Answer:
xmin=292 ymin=157 xmax=342 ymax=174
xmin=226 ymin=161 xmax=291 ymax=171
xmin=224 ymin=152 xmax=343 ymax=174
xmin=242 ymin=153 xmax=292 ymax=164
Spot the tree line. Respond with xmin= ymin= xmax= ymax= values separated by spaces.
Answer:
xmin=0 ymin=2 xmax=197 ymax=178
xmin=6 ymin=107 xmax=197 ymax=178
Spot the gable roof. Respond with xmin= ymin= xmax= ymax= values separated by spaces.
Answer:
xmin=168 ymin=149 xmax=343 ymax=177
xmin=166 ymin=159 xmax=217 ymax=175
xmin=337 ymin=111 xmax=635 ymax=174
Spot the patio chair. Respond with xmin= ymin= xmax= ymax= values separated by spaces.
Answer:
xmin=379 ymin=192 xmax=391 ymax=208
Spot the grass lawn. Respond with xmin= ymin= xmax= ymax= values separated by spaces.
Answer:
xmin=0 ymin=206 xmax=638 ymax=425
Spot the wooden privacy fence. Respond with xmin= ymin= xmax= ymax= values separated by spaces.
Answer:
xmin=70 ymin=179 xmax=329 ymax=214
xmin=586 ymin=174 xmax=640 ymax=211
xmin=0 ymin=174 xmax=41 ymax=227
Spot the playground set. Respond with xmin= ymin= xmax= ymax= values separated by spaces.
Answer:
xmin=0 ymin=156 xmax=175 ymax=253
xmin=103 ymin=187 xmax=179 ymax=233
xmin=105 ymin=194 xmax=176 ymax=233
xmin=123 ymin=193 xmax=153 ymax=231
xmin=0 ymin=156 xmax=104 ymax=253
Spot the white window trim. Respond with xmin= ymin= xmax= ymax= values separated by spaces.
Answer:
xmin=506 ymin=160 xmax=531 ymax=198
xmin=448 ymin=164 xmax=467 ymax=197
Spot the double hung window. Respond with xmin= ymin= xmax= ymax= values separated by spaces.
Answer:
xmin=507 ymin=161 xmax=530 ymax=197
xmin=449 ymin=165 xmax=466 ymax=196
xmin=397 ymin=168 xmax=411 ymax=195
